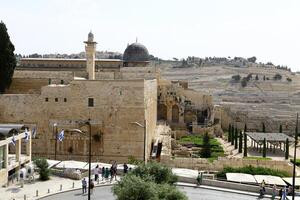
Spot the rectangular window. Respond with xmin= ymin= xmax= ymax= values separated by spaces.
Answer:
xmin=88 ymin=98 xmax=94 ymax=107
xmin=55 ymin=98 xmax=58 ymax=102
xmin=64 ymin=98 xmax=67 ymax=102
xmin=45 ymin=98 xmax=48 ymax=102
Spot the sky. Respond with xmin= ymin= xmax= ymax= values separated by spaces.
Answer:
xmin=1 ymin=0 xmax=300 ymax=71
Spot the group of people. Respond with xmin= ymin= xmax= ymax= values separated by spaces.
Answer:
xmin=260 ymin=180 xmax=294 ymax=200
xmin=81 ymin=162 xmax=130 ymax=194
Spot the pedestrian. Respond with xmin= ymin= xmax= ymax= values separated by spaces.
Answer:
xmin=123 ymin=163 xmax=128 ymax=174
xmin=105 ymin=167 xmax=110 ymax=180
xmin=271 ymin=184 xmax=277 ymax=200
xmin=278 ymin=188 xmax=282 ymax=200
xmin=90 ymin=180 xmax=94 ymax=195
xmin=94 ymin=165 xmax=99 ymax=181
xmin=82 ymin=178 xmax=87 ymax=194
xmin=282 ymin=186 xmax=287 ymax=200
xmin=196 ymin=171 xmax=203 ymax=185
xmin=261 ymin=180 xmax=266 ymax=193
xmin=101 ymin=166 xmax=105 ymax=181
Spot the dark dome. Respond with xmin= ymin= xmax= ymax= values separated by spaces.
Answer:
xmin=123 ymin=43 xmax=149 ymax=62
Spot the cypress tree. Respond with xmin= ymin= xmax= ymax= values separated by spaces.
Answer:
xmin=262 ymin=138 xmax=266 ymax=158
xmin=279 ymin=124 xmax=282 ymax=133
xmin=231 ymin=126 xmax=234 ymax=145
xmin=244 ymin=124 xmax=247 ymax=133
xmin=234 ymin=127 xmax=238 ymax=149
xmin=243 ymin=132 xmax=247 ymax=157
xmin=238 ymin=131 xmax=243 ymax=153
xmin=200 ymin=132 xmax=211 ymax=158
xmin=285 ymin=138 xmax=289 ymax=160
xmin=262 ymin=122 xmax=266 ymax=133
xmin=0 ymin=21 xmax=16 ymax=93
xmin=228 ymin=124 xmax=231 ymax=142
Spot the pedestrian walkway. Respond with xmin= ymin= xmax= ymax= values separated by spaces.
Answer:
xmin=0 ymin=174 xmax=119 ymax=200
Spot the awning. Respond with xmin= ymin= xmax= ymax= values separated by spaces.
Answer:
xmin=246 ymin=132 xmax=295 ymax=143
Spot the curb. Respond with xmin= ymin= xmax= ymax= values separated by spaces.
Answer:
xmin=176 ymin=182 xmax=275 ymax=199
xmin=36 ymin=183 xmax=115 ymax=200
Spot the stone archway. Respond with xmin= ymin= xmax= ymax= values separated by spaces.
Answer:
xmin=157 ymin=104 xmax=167 ymax=121
xmin=172 ymin=105 xmax=179 ymax=123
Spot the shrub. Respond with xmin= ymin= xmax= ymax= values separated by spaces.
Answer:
xmin=241 ymin=77 xmax=247 ymax=87
xmin=216 ymin=166 xmax=290 ymax=179
xmin=274 ymin=73 xmax=282 ymax=80
xmin=34 ymin=158 xmax=50 ymax=181
xmin=232 ymin=75 xmax=241 ymax=81
xmin=287 ymin=77 xmax=292 ymax=82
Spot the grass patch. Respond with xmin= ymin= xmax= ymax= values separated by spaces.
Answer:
xmin=216 ymin=165 xmax=290 ymax=179
xmin=179 ymin=135 xmax=224 ymax=160
xmin=244 ymin=156 xmax=272 ymax=161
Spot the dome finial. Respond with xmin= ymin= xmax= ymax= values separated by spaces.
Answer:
xmin=88 ymin=31 xmax=94 ymax=42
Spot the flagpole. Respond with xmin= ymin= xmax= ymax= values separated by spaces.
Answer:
xmin=54 ymin=124 xmax=58 ymax=160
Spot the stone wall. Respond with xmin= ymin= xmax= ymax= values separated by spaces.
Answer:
xmin=160 ymin=157 xmax=293 ymax=175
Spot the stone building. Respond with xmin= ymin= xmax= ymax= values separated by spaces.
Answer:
xmin=0 ymin=32 xmax=213 ymax=163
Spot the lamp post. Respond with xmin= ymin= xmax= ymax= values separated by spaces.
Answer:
xmin=53 ymin=123 xmax=58 ymax=160
xmin=292 ymin=113 xmax=299 ymax=200
xmin=131 ymin=120 xmax=146 ymax=163
xmin=58 ymin=120 xmax=92 ymax=200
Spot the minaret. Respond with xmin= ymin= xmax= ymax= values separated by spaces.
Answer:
xmin=84 ymin=31 xmax=97 ymax=80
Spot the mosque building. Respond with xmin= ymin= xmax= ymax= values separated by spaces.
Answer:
xmin=0 ymin=32 xmax=213 ymax=164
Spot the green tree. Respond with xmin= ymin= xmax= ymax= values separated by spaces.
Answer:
xmin=0 ymin=21 xmax=16 ymax=93
xmin=285 ymin=138 xmax=289 ymax=160
xmin=238 ymin=131 xmax=243 ymax=153
xmin=34 ymin=158 xmax=50 ymax=181
xmin=262 ymin=138 xmax=266 ymax=158
xmin=113 ymin=163 xmax=187 ymax=200
xmin=234 ymin=128 xmax=238 ymax=149
xmin=228 ymin=124 xmax=232 ymax=142
xmin=243 ymin=132 xmax=247 ymax=157
xmin=132 ymin=162 xmax=177 ymax=184
xmin=279 ymin=124 xmax=282 ymax=133
xmin=262 ymin=122 xmax=266 ymax=133
xmin=231 ymin=126 xmax=234 ymax=145
xmin=200 ymin=132 xmax=211 ymax=158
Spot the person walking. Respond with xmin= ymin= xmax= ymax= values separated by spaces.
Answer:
xmin=101 ymin=166 xmax=105 ymax=181
xmin=90 ymin=180 xmax=94 ymax=195
xmin=196 ymin=172 xmax=203 ymax=185
xmin=282 ymin=186 xmax=287 ymax=200
xmin=271 ymin=184 xmax=277 ymax=200
xmin=123 ymin=163 xmax=128 ymax=174
xmin=82 ymin=178 xmax=87 ymax=194
xmin=94 ymin=165 xmax=99 ymax=182
xmin=278 ymin=188 xmax=282 ymax=200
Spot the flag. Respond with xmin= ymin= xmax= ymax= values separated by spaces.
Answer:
xmin=32 ymin=127 xmax=37 ymax=138
xmin=58 ymin=129 xmax=64 ymax=142
xmin=11 ymin=136 xmax=16 ymax=146
xmin=24 ymin=128 xmax=30 ymax=141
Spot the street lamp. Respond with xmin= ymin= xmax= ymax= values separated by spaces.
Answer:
xmin=130 ymin=120 xmax=146 ymax=163
xmin=57 ymin=120 xmax=92 ymax=200
xmin=292 ymin=113 xmax=299 ymax=200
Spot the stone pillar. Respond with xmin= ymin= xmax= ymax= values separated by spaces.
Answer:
xmin=84 ymin=32 xmax=97 ymax=80
xmin=16 ymin=138 xmax=21 ymax=163
xmin=4 ymin=144 xmax=8 ymax=169
xmin=167 ymin=105 xmax=172 ymax=124
xmin=26 ymin=132 xmax=32 ymax=161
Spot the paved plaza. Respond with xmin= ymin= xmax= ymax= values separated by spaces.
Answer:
xmin=40 ymin=185 xmax=270 ymax=200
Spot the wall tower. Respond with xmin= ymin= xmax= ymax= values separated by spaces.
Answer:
xmin=84 ymin=32 xmax=97 ymax=80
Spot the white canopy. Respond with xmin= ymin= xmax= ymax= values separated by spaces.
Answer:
xmin=254 ymin=175 xmax=287 ymax=186
xmin=282 ymin=177 xmax=300 ymax=186
xmin=226 ymin=173 xmax=257 ymax=183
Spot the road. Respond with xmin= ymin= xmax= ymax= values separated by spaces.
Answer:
xmin=41 ymin=185 xmax=270 ymax=200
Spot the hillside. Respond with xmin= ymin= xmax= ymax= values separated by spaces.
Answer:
xmin=161 ymin=64 xmax=300 ymax=133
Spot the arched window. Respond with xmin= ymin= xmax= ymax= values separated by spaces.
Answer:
xmin=157 ymin=104 xmax=167 ymax=121
xmin=172 ymin=105 xmax=179 ymax=123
